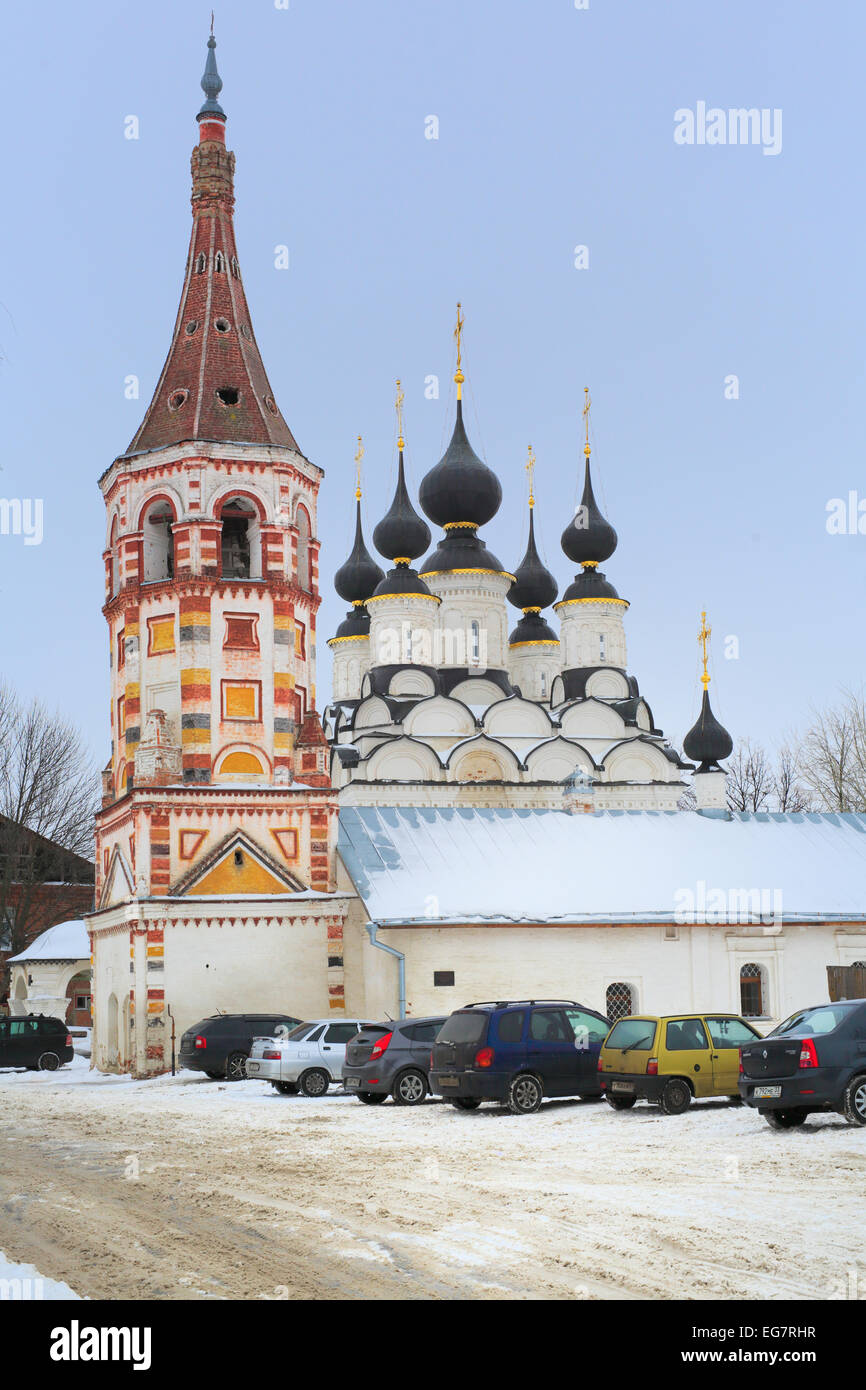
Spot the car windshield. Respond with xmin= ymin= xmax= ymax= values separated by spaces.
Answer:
xmin=437 ymin=1011 xmax=487 ymax=1044
xmin=606 ymin=1019 xmax=656 ymax=1051
xmin=770 ymin=1003 xmax=859 ymax=1037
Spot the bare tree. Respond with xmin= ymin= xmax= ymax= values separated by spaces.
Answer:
xmin=798 ymin=690 xmax=866 ymax=812
xmin=726 ymin=740 xmax=774 ymax=812
xmin=773 ymin=742 xmax=813 ymax=813
xmin=0 ymin=683 xmax=98 ymax=975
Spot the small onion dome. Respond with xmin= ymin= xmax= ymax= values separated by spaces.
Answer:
xmin=683 ymin=689 xmax=733 ymax=773
xmin=334 ymin=501 xmax=385 ymax=605
xmin=373 ymin=450 xmax=431 ymax=563
xmin=509 ymin=611 xmax=559 ymax=647
xmin=557 ymin=568 xmax=626 ymax=605
xmin=332 ymin=607 xmax=371 ymax=640
xmin=369 ymin=562 xmax=435 ymax=601
xmin=419 ymin=399 xmax=502 ymax=528
xmin=561 ymin=458 xmax=617 ymax=567
xmin=508 ymin=509 xmax=558 ymax=611
xmin=197 ymin=35 xmax=226 ymax=121
xmin=420 ymin=527 xmax=510 ymax=578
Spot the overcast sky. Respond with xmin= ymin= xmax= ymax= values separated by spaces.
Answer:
xmin=1 ymin=0 xmax=863 ymax=765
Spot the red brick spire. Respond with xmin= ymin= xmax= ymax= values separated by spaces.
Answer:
xmin=126 ymin=35 xmax=299 ymax=457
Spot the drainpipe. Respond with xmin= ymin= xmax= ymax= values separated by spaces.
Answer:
xmin=364 ymin=922 xmax=405 ymax=1019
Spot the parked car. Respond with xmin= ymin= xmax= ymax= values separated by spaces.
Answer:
xmin=178 ymin=1012 xmax=303 ymax=1081
xmin=0 ymin=1014 xmax=74 ymax=1071
xmin=739 ymin=998 xmax=866 ymax=1129
xmin=598 ymin=1013 xmax=762 ymax=1113
xmin=342 ymin=1016 xmax=447 ymax=1105
xmin=429 ymin=1000 xmax=610 ymax=1114
xmin=247 ymin=1018 xmax=376 ymax=1096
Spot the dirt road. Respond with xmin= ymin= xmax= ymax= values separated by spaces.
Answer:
xmin=1 ymin=1064 xmax=863 ymax=1300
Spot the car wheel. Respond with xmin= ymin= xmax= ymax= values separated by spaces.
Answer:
xmin=606 ymin=1094 xmax=637 ymax=1111
xmin=451 ymin=1098 xmax=482 ymax=1110
xmin=357 ymin=1091 xmax=388 ymax=1105
xmin=762 ymin=1108 xmax=808 ymax=1130
xmin=843 ymin=1075 xmax=866 ymax=1126
xmin=392 ymin=1069 xmax=428 ymax=1106
xmin=507 ymin=1073 xmax=543 ymax=1115
xmin=659 ymin=1079 xmax=692 ymax=1115
xmin=37 ymin=1052 xmax=60 ymax=1072
xmin=272 ymin=1081 xmax=298 ymax=1096
xmin=299 ymin=1068 xmax=330 ymax=1098
xmin=225 ymin=1052 xmax=248 ymax=1081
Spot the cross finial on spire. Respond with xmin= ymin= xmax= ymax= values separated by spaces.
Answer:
xmin=526 ymin=444 xmax=536 ymax=509
xmin=198 ymin=25 xmax=226 ymax=120
xmin=354 ymin=435 xmax=364 ymax=501
xmin=395 ymin=379 xmax=405 ymax=451
xmin=582 ymin=386 xmax=592 ymax=457
xmin=698 ymin=610 xmax=712 ymax=690
xmin=210 ymin=10 xmax=215 ymax=36
xmin=453 ymin=301 xmax=465 ymax=398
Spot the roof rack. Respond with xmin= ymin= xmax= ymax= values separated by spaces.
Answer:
xmin=463 ymin=999 xmax=583 ymax=1009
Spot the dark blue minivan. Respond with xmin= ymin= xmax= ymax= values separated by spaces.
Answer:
xmin=430 ymin=1000 xmax=610 ymax=1114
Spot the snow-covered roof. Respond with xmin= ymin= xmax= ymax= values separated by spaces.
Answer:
xmin=337 ymin=806 xmax=866 ymax=926
xmin=8 ymin=919 xmax=90 ymax=963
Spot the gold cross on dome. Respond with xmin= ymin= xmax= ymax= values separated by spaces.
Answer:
xmin=454 ymin=301 xmax=465 ymax=395
xmin=395 ymin=379 xmax=405 ymax=451
xmin=526 ymin=445 xmax=536 ymax=509
xmin=354 ymin=435 xmax=364 ymax=500
xmin=698 ymin=610 xmax=712 ymax=690
xmin=582 ymin=386 xmax=592 ymax=457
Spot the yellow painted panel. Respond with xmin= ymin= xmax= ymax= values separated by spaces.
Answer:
xmin=224 ymin=684 xmax=258 ymax=719
xmin=219 ymin=751 xmax=264 ymax=774
xmin=192 ymin=852 xmax=290 ymax=896
xmin=149 ymin=618 xmax=175 ymax=654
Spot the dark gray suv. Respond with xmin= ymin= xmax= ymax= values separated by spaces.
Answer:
xmin=342 ymin=1017 xmax=447 ymax=1105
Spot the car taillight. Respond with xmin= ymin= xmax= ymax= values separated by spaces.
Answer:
xmin=597 ymin=1055 xmax=604 ymax=1072
xmin=647 ymin=1057 xmax=658 ymax=1076
xmin=263 ymin=1049 xmax=281 ymax=1060
xmin=65 ymin=1034 xmax=73 ymax=1048
xmin=475 ymin=1047 xmax=495 ymax=1068
xmin=194 ymin=1035 xmax=206 ymax=1049
xmin=798 ymin=1038 xmax=818 ymax=1069
xmin=370 ymin=1031 xmax=392 ymax=1060
xmin=739 ymin=1052 xmax=744 ymax=1074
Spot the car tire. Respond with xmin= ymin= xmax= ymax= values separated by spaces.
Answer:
xmin=298 ymin=1068 xmax=330 ymax=1098
xmin=357 ymin=1091 xmax=388 ymax=1105
xmin=392 ymin=1069 xmax=428 ymax=1106
xmin=37 ymin=1052 xmax=60 ymax=1072
xmin=606 ymin=1094 xmax=637 ymax=1111
xmin=762 ymin=1108 xmax=808 ymax=1130
xmin=225 ymin=1052 xmax=248 ymax=1082
xmin=659 ymin=1079 xmax=692 ymax=1115
xmin=451 ymin=1098 xmax=482 ymax=1110
xmin=843 ymin=1075 xmax=866 ymax=1126
xmin=272 ymin=1081 xmax=298 ymax=1096
xmin=507 ymin=1073 xmax=543 ymax=1115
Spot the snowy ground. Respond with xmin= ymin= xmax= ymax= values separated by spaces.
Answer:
xmin=0 ymin=1250 xmax=80 ymax=1300
xmin=0 ymin=1056 xmax=863 ymax=1301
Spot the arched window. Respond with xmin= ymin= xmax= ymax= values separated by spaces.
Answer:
xmin=740 ymin=962 xmax=766 ymax=1018
xmin=470 ymin=621 xmax=481 ymax=664
xmin=214 ymin=250 xmax=225 ymax=273
xmin=606 ymin=982 xmax=635 ymax=1022
xmin=195 ymin=252 xmax=206 ymax=273
xmin=540 ymin=671 xmax=548 ymax=698
xmin=141 ymin=501 xmax=175 ymax=582
xmin=220 ymin=497 xmax=261 ymax=580
xmin=296 ymin=506 xmax=311 ymax=591
xmin=599 ymin=633 xmax=606 ymax=662
xmin=230 ymin=256 xmax=240 ymax=278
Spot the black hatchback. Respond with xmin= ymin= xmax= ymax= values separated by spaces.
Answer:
xmin=0 ymin=1015 xmax=74 ymax=1071
xmin=179 ymin=1012 xmax=302 ymax=1081
xmin=343 ymin=1016 xmax=447 ymax=1105
xmin=430 ymin=999 xmax=610 ymax=1114
xmin=739 ymin=998 xmax=866 ymax=1129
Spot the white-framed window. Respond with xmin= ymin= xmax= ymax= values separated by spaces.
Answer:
xmin=739 ymin=962 xmax=768 ymax=1018
xmin=599 ymin=633 xmax=606 ymax=662
xmin=470 ymin=621 xmax=481 ymax=663
xmin=540 ymin=671 xmax=547 ymax=698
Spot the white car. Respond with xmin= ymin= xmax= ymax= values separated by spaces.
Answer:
xmin=246 ymin=1019 xmax=375 ymax=1097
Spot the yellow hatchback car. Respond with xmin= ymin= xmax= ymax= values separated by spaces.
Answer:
xmin=598 ymin=1013 xmax=763 ymax=1114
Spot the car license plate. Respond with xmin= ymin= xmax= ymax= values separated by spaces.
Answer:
xmin=438 ymin=1075 xmax=459 ymax=1087
xmin=345 ymin=1077 xmax=360 ymax=1089
xmin=753 ymin=1085 xmax=782 ymax=1099
xmin=247 ymin=1062 xmax=260 ymax=1074
xmin=611 ymin=1081 xmax=634 ymax=1093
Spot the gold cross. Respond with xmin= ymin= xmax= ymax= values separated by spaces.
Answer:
xmin=395 ymin=379 xmax=405 ymax=451
xmin=526 ymin=445 xmax=536 ymax=509
xmin=354 ymin=435 xmax=364 ymax=501
xmin=582 ymin=386 xmax=592 ymax=457
xmin=698 ymin=610 xmax=711 ymax=690
xmin=454 ymin=302 xmax=465 ymax=395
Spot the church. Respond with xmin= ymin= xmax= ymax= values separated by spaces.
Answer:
xmin=87 ymin=37 xmax=866 ymax=1076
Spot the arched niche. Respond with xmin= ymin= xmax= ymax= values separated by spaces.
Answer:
xmin=449 ymin=678 xmax=508 ymax=708
xmin=483 ymin=697 xmax=553 ymax=738
xmin=403 ymin=696 xmax=476 ymax=738
xmin=388 ymin=669 xmax=436 ymax=699
xmin=560 ymin=698 xmax=627 ymax=738
xmin=585 ymin=669 xmax=630 ymax=699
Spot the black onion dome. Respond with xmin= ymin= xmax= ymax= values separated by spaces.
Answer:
xmin=509 ymin=611 xmax=559 ymax=646
xmin=373 ymin=451 xmax=431 ymax=562
xmin=334 ymin=502 xmax=385 ymax=604
xmin=508 ymin=509 xmax=558 ymax=611
xmin=561 ymin=458 xmax=617 ymax=566
xmin=419 ymin=399 xmax=502 ymax=528
xmin=333 ymin=607 xmax=371 ymax=640
xmin=557 ymin=568 xmax=625 ymax=605
xmin=369 ymin=564 xmax=434 ymax=600
xmin=683 ymin=689 xmax=733 ymax=772
xmin=420 ymin=527 xmax=509 ymax=578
